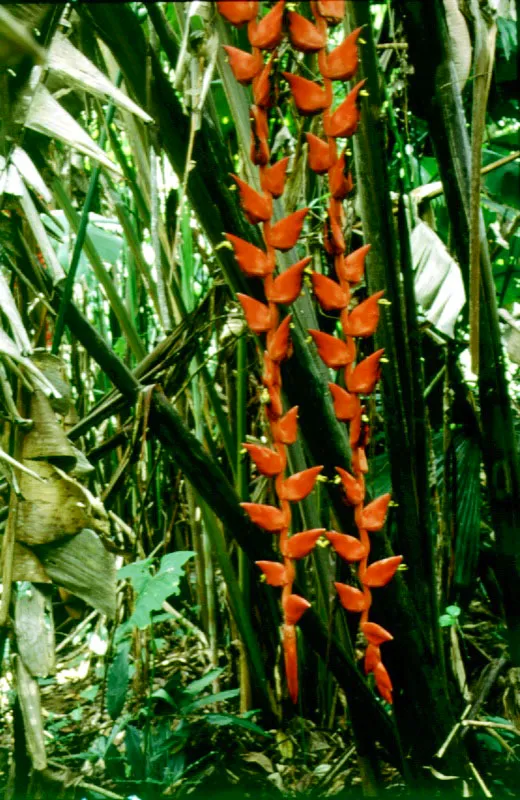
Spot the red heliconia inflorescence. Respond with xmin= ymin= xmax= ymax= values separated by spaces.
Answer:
xmin=219 ymin=0 xmax=326 ymax=705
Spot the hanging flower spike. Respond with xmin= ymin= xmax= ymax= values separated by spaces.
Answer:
xmin=240 ymin=502 xmax=286 ymax=531
xmin=243 ymin=443 xmax=284 ymax=476
xmin=328 ymin=383 xmax=361 ymax=421
xmin=256 ymin=560 xmax=287 ymax=586
xmin=363 ymin=556 xmax=403 ymax=588
xmin=283 ymin=593 xmax=311 ymax=625
xmin=361 ymin=620 xmax=394 ymax=646
xmin=225 ymin=233 xmax=273 ymax=277
xmin=338 ymin=243 xmax=371 ymax=284
xmin=287 ymin=10 xmax=327 ymax=52
xmin=217 ymin=0 xmax=259 ymax=25
xmin=283 ymin=72 xmax=331 ymax=116
xmin=335 ymin=466 xmax=365 ymax=504
xmin=328 ymin=152 xmax=354 ymax=200
xmin=321 ymin=27 xmax=362 ymax=81
xmin=364 ymin=643 xmax=381 ymax=674
xmin=268 ymin=256 xmax=310 ymax=304
xmin=248 ymin=0 xmax=285 ymax=50
xmin=316 ymin=0 xmax=345 ymax=24
xmin=237 ymin=293 xmax=272 ymax=333
xmin=324 ymin=80 xmax=366 ymax=139
xmin=309 ymin=329 xmax=355 ymax=368
xmin=283 ymin=529 xmax=325 ymax=559
xmin=250 ymin=105 xmax=270 ymax=166
xmin=325 ymin=531 xmax=367 ymax=561
xmin=223 ymin=45 xmax=263 ymax=85
xmin=231 ymin=174 xmax=273 ymax=225
xmin=266 ymin=208 xmax=309 ymax=251
xmin=346 ymin=348 xmax=385 ymax=394
xmin=374 ymin=662 xmax=393 ymax=704
xmin=261 ymin=157 xmax=290 ymax=198
xmin=281 ymin=466 xmax=324 ymax=502
xmin=335 ymin=582 xmax=369 ymax=612
xmin=283 ymin=624 xmax=299 ymax=703
xmin=306 ymin=133 xmax=336 ymax=174
xmin=328 ymin=200 xmax=346 ymax=253
xmin=271 ymin=405 xmax=299 ymax=444
xmin=262 ymin=351 xmax=281 ymax=389
xmin=253 ymin=54 xmax=276 ymax=109
xmin=343 ymin=291 xmax=384 ymax=338
xmin=268 ymin=314 xmax=292 ymax=362
xmin=360 ymin=492 xmax=392 ymax=531
xmin=311 ymin=272 xmax=349 ymax=311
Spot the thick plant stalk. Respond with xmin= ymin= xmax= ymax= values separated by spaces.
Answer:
xmin=283 ymin=0 xmax=402 ymax=704
xmin=218 ymin=0 xmax=325 ymax=705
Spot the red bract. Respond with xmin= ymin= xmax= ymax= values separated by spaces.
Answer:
xmin=334 ymin=582 xmax=368 ymax=612
xmin=243 ymin=443 xmax=283 ymax=476
xmin=283 ymin=624 xmax=298 ymax=703
xmin=335 ymin=466 xmax=364 ymax=504
xmin=306 ymin=133 xmax=336 ymax=174
xmin=240 ymin=502 xmax=285 ymax=531
xmin=268 ymin=314 xmax=292 ymax=362
xmin=266 ymin=208 xmax=308 ymax=251
xmin=223 ymin=46 xmax=262 ymax=85
xmin=250 ymin=105 xmax=270 ymax=165
xmin=324 ymin=80 xmax=366 ymax=138
xmin=346 ymin=348 xmax=385 ymax=394
xmin=363 ymin=556 xmax=403 ymax=588
xmin=283 ymin=593 xmax=311 ymax=625
xmin=284 ymin=529 xmax=324 ymax=559
xmin=268 ymin=257 xmax=310 ymax=304
xmin=321 ymin=27 xmax=361 ymax=80
xmin=311 ymin=273 xmax=349 ymax=311
xmin=237 ymin=293 xmax=272 ymax=333
xmin=256 ymin=560 xmax=287 ymax=586
xmin=361 ymin=621 xmax=394 ymax=646
xmin=316 ymin=0 xmax=345 ymax=24
xmin=287 ymin=10 xmax=326 ymax=52
xmin=328 ymin=202 xmax=346 ymax=252
xmin=226 ymin=233 xmax=273 ymax=277
xmin=360 ymin=492 xmax=391 ymax=531
xmin=364 ymin=644 xmax=381 ymax=674
xmin=309 ymin=329 xmax=355 ymax=368
xmin=326 ymin=532 xmax=367 ymax=561
xmin=232 ymin=174 xmax=272 ymax=224
xmin=283 ymin=72 xmax=331 ymax=116
xmin=328 ymin=152 xmax=353 ymax=200
xmin=262 ymin=352 xmax=281 ymax=388
xmin=328 ymin=383 xmax=360 ymax=421
xmin=253 ymin=56 xmax=275 ymax=108
xmin=351 ymin=446 xmax=368 ymax=475
xmin=281 ymin=466 xmax=324 ymax=501
xmin=341 ymin=243 xmax=371 ymax=284
xmin=344 ymin=291 xmax=384 ymax=337
xmin=217 ymin=1 xmax=259 ymax=25
xmin=374 ymin=661 xmax=393 ymax=693
xmin=261 ymin=157 xmax=289 ymax=197
xmin=249 ymin=0 xmax=285 ymax=49
xmin=272 ymin=406 xmax=299 ymax=444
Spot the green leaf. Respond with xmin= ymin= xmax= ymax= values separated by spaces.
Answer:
xmin=80 ymin=685 xmax=99 ymax=702
xmin=475 ymin=732 xmax=504 ymax=753
xmin=181 ymin=688 xmax=239 ymax=713
xmin=205 ymin=713 xmax=271 ymax=737
xmin=445 ymin=605 xmax=461 ymax=618
xmin=106 ymin=640 xmax=130 ymax=720
xmin=183 ymin=668 xmax=224 ymax=696
xmin=439 ymin=614 xmax=456 ymax=627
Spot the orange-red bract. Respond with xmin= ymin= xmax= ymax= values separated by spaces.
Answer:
xmin=250 ymin=105 xmax=270 ymax=165
xmin=268 ymin=256 xmax=310 ymax=304
xmin=252 ymin=56 xmax=274 ymax=108
xmin=339 ymin=243 xmax=371 ymax=283
xmin=374 ymin=661 xmax=393 ymax=693
xmin=249 ymin=0 xmax=284 ymax=49
xmin=335 ymin=466 xmax=364 ymax=504
xmin=284 ymin=529 xmax=324 ymax=559
xmin=268 ymin=314 xmax=292 ymax=362
xmin=361 ymin=620 xmax=394 ymax=646
xmin=316 ymin=0 xmax=345 ymax=24
xmin=283 ymin=593 xmax=311 ymax=625
xmin=281 ymin=465 xmax=323 ymax=501
xmin=237 ymin=293 xmax=272 ymax=333
xmin=283 ymin=623 xmax=299 ymax=703
xmin=328 ymin=152 xmax=353 ymax=200
xmin=328 ymin=383 xmax=360 ymax=421
xmin=326 ymin=531 xmax=367 ymax=561
xmin=321 ymin=27 xmax=361 ymax=80
xmin=287 ymin=10 xmax=326 ymax=52
xmin=309 ymin=329 xmax=355 ymax=368
xmin=344 ymin=291 xmax=384 ymax=337
xmin=223 ymin=45 xmax=262 ymax=85
xmin=364 ymin=643 xmax=381 ymax=674
xmin=363 ymin=555 xmax=403 ymax=588
xmin=243 ymin=443 xmax=283 ymax=476
xmin=272 ymin=406 xmax=299 ymax=444
xmin=349 ymin=407 xmax=362 ymax=448
xmin=346 ymin=348 xmax=385 ymax=394
xmin=283 ymin=72 xmax=331 ymax=116
xmin=262 ymin=351 xmax=281 ymax=388
xmin=266 ymin=208 xmax=308 ymax=251
xmin=324 ymin=80 xmax=366 ymax=138
xmin=240 ymin=502 xmax=285 ymax=531
xmin=334 ymin=582 xmax=368 ymax=612
xmin=231 ymin=174 xmax=272 ymax=224
xmin=260 ymin=157 xmax=289 ymax=197
xmin=268 ymin=385 xmax=283 ymax=417
xmin=255 ymin=560 xmax=287 ymax=586
xmin=351 ymin=446 xmax=368 ymax=475
xmin=217 ymin=1 xmax=259 ymax=25
xmin=360 ymin=492 xmax=391 ymax=531
xmin=225 ymin=233 xmax=273 ymax=277
xmin=311 ymin=273 xmax=349 ymax=311
xmin=306 ymin=133 xmax=336 ymax=174
xmin=328 ymin=201 xmax=346 ymax=252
